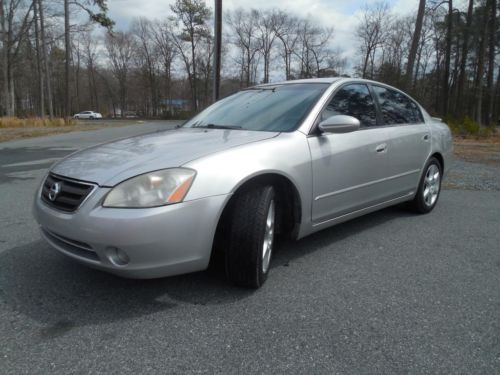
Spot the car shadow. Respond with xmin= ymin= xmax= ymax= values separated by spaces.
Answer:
xmin=0 ymin=204 xmax=414 ymax=335
xmin=271 ymin=204 xmax=415 ymax=268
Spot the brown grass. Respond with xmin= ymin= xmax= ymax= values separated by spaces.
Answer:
xmin=453 ymin=132 xmax=500 ymax=166
xmin=0 ymin=116 xmax=75 ymax=128
xmin=0 ymin=119 xmax=148 ymax=142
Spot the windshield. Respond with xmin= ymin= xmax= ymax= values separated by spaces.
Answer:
xmin=182 ymin=83 xmax=328 ymax=132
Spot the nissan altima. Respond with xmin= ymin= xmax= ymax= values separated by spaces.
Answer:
xmin=34 ymin=78 xmax=453 ymax=288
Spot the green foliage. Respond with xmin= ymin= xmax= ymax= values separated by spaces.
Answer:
xmin=170 ymin=0 xmax=211 ymax=37
xmin=76 ymin=0 xmax=115 ymax=30
xmin=445 ymin=116 xmax=496 ymax=138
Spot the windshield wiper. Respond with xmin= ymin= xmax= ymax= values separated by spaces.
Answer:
xmin=195 ymin=124 xmax=242 ymax=130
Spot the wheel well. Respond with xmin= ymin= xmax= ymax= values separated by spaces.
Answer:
xmin=216 ymin=173 xmax=302 ymax=241
xmin=431 ymin=152 xmax=444 ymax=171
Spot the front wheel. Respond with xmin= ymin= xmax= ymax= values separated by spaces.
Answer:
xmin=225 ymin=185 xmax=276 ymax=288
xmin=410 ymin=157 xmax=442 ymax=214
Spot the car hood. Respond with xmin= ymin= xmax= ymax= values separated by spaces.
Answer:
xmin=51 ymin=128 xmax=279 ymax=186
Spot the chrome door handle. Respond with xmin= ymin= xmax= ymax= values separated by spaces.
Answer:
xmin=375 ymin=143 xmax=387 ymax=153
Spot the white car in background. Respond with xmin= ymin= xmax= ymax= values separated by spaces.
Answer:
xmin=73 ymin=111 xmax=103 ymax=120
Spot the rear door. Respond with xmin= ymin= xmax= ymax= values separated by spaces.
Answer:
xmin=307 ymin=83 xmax=393 ymax=224
xmin=371 ymin=85 xmax=431 ymax=197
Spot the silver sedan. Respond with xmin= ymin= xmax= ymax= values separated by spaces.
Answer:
xmin=34 ymin=78 xmax=453 ymax=288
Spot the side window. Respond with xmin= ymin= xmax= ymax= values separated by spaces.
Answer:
xmin=320 ymin=84 xmax=378 ymax=127
xmin=373 ymin=86 xmax=424 ymax=125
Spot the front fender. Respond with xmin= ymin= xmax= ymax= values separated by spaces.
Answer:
xmin=182 ymin=132 xmax=313 ymax=231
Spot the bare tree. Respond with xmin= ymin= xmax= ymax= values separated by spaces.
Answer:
xmin=295 ymin=18 xmax=333 ymax=78
xmin=473 ymin=2 xmax=488 ymax=124
xmin=170 ymin=0 xmax=211 ymax=111
xmin=151 ymin=19 xmax=177 ymax=114
xmin=80 ymin=30 xmax=99 ymax=110
xmin=63 ymin=0 xmax=113 ymax=117
xmin=356 ymin=2 xmax=390 ymax=79
xmin=256 ymin=9 xmax=278 ymax=83
xmin=0 ymin=0 xmax=33 ymax=116
xmin=226 ymin=8 xmax=260 ymax=86
xmin=37 ymin=0 xmax=52 ymax=117
xmin=272 ymin=11 xmax=300 ymax=80
xmin=133 ymin=18 xmax=160 ymax=116
xmin=455 ymin=0 xmax=474 ymax=116
xmin=33 ymin=0 xmax=44 ymax=116
xmin=105 ymin=31 xmax=134 ymax=118
xmin=485 ymin=0 xmax=496 ymax=125
xmin=405 ymin=0 xmax=426 ymax=88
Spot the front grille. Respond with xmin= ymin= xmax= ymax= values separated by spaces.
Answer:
xmin=41 ymin=228 xmax=100 ymax=262
xmin=41 ymin=173 xmax=96 ymax=212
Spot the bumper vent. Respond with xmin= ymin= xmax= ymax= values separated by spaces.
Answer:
xmin=41 ymin=228 xmax=100 ymax=262
xmin=41 ymin=174 xmax=96 ymax=212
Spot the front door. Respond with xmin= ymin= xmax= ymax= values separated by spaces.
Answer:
xmin=307 ymin=83 xmax=392 ymax=224
xmin=371 ymin=85 xmax=431 ymax=198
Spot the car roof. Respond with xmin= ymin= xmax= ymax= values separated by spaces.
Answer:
xmin=253 ymin=77 xmax=343 ymax=88
xmin=253 ymin=77 xmax=423 ymax=107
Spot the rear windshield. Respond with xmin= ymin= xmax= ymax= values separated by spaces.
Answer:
xmin=182 ymin=83 xmax=328 ymax=132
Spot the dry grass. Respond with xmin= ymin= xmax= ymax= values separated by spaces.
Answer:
xmin=0 ymin=116 xmax=76 ymax=128
xmin=453 ymin=132 xmax=500 ymax=166
xmin=0 ymin=119 xmax=148 ymax=142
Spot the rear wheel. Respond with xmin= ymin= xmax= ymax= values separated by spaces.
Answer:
xmin=225 ymin=185 xmax=275 ymax=288
xmin=410 ymin=157 xmax=442 ymax=214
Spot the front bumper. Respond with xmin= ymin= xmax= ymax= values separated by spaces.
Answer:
xmin=34 ymin=186 xmax=229 ymax=278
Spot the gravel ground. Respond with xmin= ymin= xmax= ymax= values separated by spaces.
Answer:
xmin=444 ymin=158 xmax=500 ymax=191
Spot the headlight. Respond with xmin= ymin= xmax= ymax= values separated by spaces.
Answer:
xmin=103 ymin=168 xmax=196 ymax=208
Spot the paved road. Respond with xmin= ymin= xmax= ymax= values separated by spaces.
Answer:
xmin=1 ymin=125 xmax=499 ymax=374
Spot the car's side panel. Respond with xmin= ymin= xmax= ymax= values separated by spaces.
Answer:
xmin=383 ymin=123 xmax=431 ymax=198
xmin=307 ymin=128 xmax=394 ymax=224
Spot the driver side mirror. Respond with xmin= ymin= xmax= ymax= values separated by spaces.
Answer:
xmin=318 ymin=115 xmax=360 ymax=134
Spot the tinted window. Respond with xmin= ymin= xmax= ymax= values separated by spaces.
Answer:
xmin=373 ymin=86 xmax=423 ymax=125
xmin=183 ymin=83 xmax=328 ymax=132
xmin=321 ymin=84 xmax=377 ymax=127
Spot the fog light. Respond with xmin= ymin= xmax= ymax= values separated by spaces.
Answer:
xmin=105 ymin=247 xmax=129 ymax=266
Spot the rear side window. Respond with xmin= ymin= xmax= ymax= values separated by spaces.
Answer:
xmin=372 ymin=86 xmax=423 ymax=125
xmin=321 ymin=84 xmax=378 ymax=127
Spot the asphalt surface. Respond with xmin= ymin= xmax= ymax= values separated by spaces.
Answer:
xmin=0 ymin=123 xmax=499 ymax=374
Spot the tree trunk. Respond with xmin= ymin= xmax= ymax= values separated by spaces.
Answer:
xmin=64 ymin=0 xmax=70 ymax=118
xmin=362 ymin=49 xmax=370 ymax=78
xmin=474 ymin=4 xmax=488 ymax=124
xmin=190 ymin=35 xmax=198 ymax=112
xmin=0 ymin=0 xmax=10 ymax=116
xmin=38 ymin=0 xmax=53 ymax=118
xmin=455 ymin=0 xmax=474 ymax=118
xmin=405 ymin=0 xmax=426 ymax=90
xmin=442 ymin=0 xmax=452 ymax=116
xmin=485 ymin=0 xmax=496 ymax=125
xmin=33 ymin=0 xmax=44 ymax=116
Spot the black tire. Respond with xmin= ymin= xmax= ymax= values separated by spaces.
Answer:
xmin=409 ymin=157 xmax=442 ymax=214
xmin=225 ymin=185 xmax=276 ymax=288
xmin=89 ymin=116 xmax=94 ymax=120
